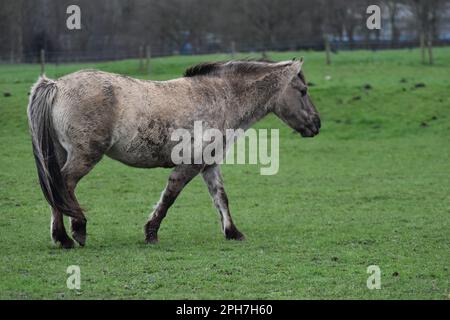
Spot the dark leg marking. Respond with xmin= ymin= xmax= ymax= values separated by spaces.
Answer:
xmin=51 ymin=209 xmax=75 ymax=249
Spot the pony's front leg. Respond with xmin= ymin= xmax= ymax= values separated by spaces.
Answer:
xmin=201 ymin=165 xmax=245 ymax=241
xmin=144 ymin=165 xmax=201 ymax=243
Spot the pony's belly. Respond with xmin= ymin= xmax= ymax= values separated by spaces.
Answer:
xmin=105 ymin=143 xmax=175 ymax=169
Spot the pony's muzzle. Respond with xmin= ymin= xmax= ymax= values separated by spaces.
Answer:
xmin=300 ymin=115 xmax=321 ymax=137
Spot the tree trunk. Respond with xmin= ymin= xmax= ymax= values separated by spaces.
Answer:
xmin=387 ymin=1 xmax=399 ymax=48
xmin=15 ymin=8 xmax=23 ymax=63
xmin=324 ymin=35 xmax=331 ymax=65
xmin=390 ymin=16 xmax=398 ymax=48
xmin=427 ymin=33 xmax=433 ymax=65
xmin=348 ymin=29 xmax=354 ymax=50
xmin=420 ymin=31 xmax=426 ymax=64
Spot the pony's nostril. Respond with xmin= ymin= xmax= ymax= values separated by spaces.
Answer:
xmin=310 ymin=115 xmax=320 ymax=129
xmin=306 ymin=120 xmax=319 ymax=135
xmin=315 ymin=117 xmax=321 ymax=129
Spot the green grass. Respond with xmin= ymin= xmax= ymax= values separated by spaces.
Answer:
xmin=0 ymin=48 xmax=449 ymax=299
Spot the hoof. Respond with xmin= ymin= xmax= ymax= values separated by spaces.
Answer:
xmin=71 ymin=219 xmax=87 ymax=246
xmin=145 ymin=236 xmax=159 ymax=244
xmin=145 ymin=227 xmax=159 ymax=244
xmin=52 ymin=231 xmax=76 ymax=249
xmin=72 ymin=232 xmax=86 ymax=247
xmin=59 ymin=238 xmax=75 ymax=249
xmin=225 ymin=227 xmax=246 ymax=241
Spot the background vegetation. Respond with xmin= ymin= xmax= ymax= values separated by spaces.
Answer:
xmin=1 ymin=0 xmax=450 ymax=62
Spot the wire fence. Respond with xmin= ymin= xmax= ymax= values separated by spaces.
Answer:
xmin=2 ymin=39 xmax=450 ymax=65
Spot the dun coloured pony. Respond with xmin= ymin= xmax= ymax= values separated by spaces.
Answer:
xmin=27 ymin=59 xmax=320 ymax=248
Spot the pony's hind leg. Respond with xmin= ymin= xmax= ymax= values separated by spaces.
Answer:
xmin=50 ymin=143 xmax=75 ymax=248
xmin=202 ymin=165 xmax=245 ymax=240
xmin=61 ymin=151 xmax=104 ymax=246
xmin=51 ymin=208 xmax=75 ymax=249
xmin=67 ymin=188 xmax=88 ymax=246
xmin=145 ymin=165 xmax=201 ymax=243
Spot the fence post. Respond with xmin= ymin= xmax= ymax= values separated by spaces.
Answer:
xmin=230 ymin=41 xmax=236 ymax=58
xmin=145 ymin=45 xmax=151 ymax=77
xmin=40 ymin=49 xmax=45 ymax=75
xmin=139 ymin=45 xmax=144 ymax=72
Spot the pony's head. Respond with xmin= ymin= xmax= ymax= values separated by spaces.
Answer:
xmin=184 ymin=58 xmax=320 ymax=137
xmin=273 ymin=58 xmax=320 ymax=137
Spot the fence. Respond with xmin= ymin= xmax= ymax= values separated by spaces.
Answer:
xmin=2 ymin=39 xmax=450 ymax=68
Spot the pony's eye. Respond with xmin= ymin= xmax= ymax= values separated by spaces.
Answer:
xmin=300 ymin=88 xmax=308 ymax=97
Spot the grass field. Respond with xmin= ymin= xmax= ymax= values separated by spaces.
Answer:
xmin=0 ymin=48 xmax=449 ymax=299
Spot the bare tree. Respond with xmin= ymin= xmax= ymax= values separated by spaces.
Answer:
xmin=1 ymin=0 xmax=449 ymax=62
xmin=384 ymin=0 xmax=401 ymax=46
xmin=0 ymin=0 xmax=25 ymax=62
xmin=408 ymin=0 xmax=446 ymax=64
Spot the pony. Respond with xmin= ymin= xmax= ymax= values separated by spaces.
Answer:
xmin=27 ymin=58 xmax=320 ymax=248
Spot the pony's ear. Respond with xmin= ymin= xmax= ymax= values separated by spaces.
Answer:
xmin=263 ymin=61 xmax=301 ymax=86
xmin=276 ymin=60 xmax=302 ymax=83
xmin=291 ymin=57 xmax=304 ymax=72
xmin=252 ymin=61 xmax=302 ymax=102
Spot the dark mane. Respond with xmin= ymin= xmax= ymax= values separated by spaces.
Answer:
xmin=184 ymin=62 xmax=224 ymax=77
xmin=183 ymin=59 xmax=277 ymax=77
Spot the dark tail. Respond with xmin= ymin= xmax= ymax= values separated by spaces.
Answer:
xmin=27 ymin=77 xmax=81 ymax=217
